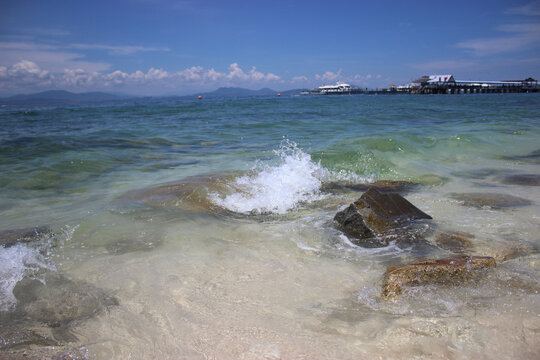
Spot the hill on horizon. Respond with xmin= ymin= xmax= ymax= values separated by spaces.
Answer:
xmin=0 ymin=90 xmax=123 ymax=104
xmin=192 ymin=87 xmax=277 ymax=98
xmin=0 ymin=86 xmax=313 ymax=104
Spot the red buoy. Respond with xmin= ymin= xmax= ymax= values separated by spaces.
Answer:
xmin=198 ymin=95 xmax=202 ymax=100
xmin=277 ymin=93 xmax=281 ymax=97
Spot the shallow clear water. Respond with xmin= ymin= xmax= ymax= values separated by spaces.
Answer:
xmin=1 ymin=94 xmax=539 ymax=359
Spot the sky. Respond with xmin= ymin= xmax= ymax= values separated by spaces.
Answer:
xmin=0 ymin=0 xmax=539 ymax=96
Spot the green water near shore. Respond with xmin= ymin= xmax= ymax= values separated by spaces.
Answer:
xmin=1 ymin=94 xmax=539 ymax=359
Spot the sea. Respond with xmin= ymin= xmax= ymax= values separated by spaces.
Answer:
xmin=0 ymin=93 xmax=539 ymax=359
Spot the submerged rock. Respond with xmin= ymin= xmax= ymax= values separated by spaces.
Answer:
xmin=450 ymin=192 xmax=532 ymax=209
xmin=416 ymin=174 xmax=448 ymax=186
xmin=334 ymin=187 xmax=432 ymax=247
xmin=0 ymin=320 xmax=58 ymax=351
xmin=1 ymin=272 xmax=118 ymax=355
xmin=452 ymin=168 xmax=510 ymax=180
xmin=435 ymin=231 xmax=474 ymax=252
xmin=0 ymin=346 xmax=87 ymax=359
xmin=475 ymin=240 xmax=537 ymax=263
xmin=12 ymin=273 xmax=118 ymax=328
xmin=323 ymin=180 xmax=420 ymax=194
xmin=0 ymin=226 xmax=51 ymax=248
xmin=499 ymin=150 xmax=540 ymax=163
xmin=381 ymin=255 xmax=496 ymax=300
xmin=115 ymin=172 xmax=239 ymax=213
xmin=500 ymin=174 xmax=540 ymax=186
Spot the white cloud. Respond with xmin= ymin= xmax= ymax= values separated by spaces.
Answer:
xmin=226 ymin=62 xmax=249 ymax=81
xmin=456 ymin=22 xmax=540 ymax=56
xmin=9 ymin=60 xmax=49 ymax=78
xmin=0 ymin=40 xmax=170 ymax=74
xmin=0 ymin=41 xmax=111 ymax=73
xmin=0 ymin=60 xmax=54 ymax=91
xmin=292 ymin=76 xmax=308 ymax=82
xmin=0 ymin=61 xmax=285 ymax=95
xmin=69 ymin=43 xmax=170 ymax=55
xmin=505 ymin=1 xmax=540 ymax=16
xmin=0 ymin=60 xmax=391 ymax=96
xmin=315 ymin=70 xmax=342 ymax=83
xmin=265 ymin=72 xmax=280 ymax=81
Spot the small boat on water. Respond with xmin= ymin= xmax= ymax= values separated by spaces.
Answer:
xmin=301 ymin=81 xmax=362 ymax=95
xmin=317 ymin=81 xmax=352 ymax=94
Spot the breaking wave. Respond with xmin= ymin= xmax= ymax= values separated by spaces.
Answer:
xmin=210 ymin=140 xmax=329 ymax=214
xmin=0 ymin=243 xmax=55 ymax=312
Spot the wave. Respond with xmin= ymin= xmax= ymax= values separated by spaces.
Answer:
xmin=0 ymin=243 xmax=55 ymax=312
xmin=210 ymin=140 xmax=329 ymax=214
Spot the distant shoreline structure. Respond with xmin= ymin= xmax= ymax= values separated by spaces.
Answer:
xmin=399 ymin=75 xmax=539 ymax=94
xmin=302 ymin=76 xmax=539 ymax=96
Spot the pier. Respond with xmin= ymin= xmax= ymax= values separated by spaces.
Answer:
xmin=405 ymin=75 xmax=539 ymax=94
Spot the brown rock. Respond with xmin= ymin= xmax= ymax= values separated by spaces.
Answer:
xmin=333 ymin=204 xmax=375 ymax=240
xmin=333 ymin=187 xmax=432 ymax=247
xmin=450 ymin=192 xmax=532 ymax=209
xmin=500 ymin=174 xmax=540 ymax=186
xmin=478 ymin=240 xmax=537 ymax=262
xmin=0 ymin=226 xmax=51 ymax=247
xmin=115 ymin=172 xmax=238 ymax=212
xmin=381 ymin=255 xmax=496 ymax=300
xmin=435 ymin=231 xmax=474 ymax=252
xmin=13 ymin=273 xmax=118 ymax=328
xmin=354 ymin=187 xmax=432 ymax=233
xmin=500 ymin=150 xmax=540 ymax=163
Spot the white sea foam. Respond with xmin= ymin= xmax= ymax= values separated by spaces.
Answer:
xmin=0 ymin=244 xmax=54 ymax=312
xmin=211 ymin=140 xmax=329 ymax=214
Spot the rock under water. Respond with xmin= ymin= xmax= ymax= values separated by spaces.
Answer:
xmin=114 ymin=172 xmax=240 ymax=213
xmin=12 ymin=272 xmax=118 ymax=328
xmin=449 ymin=192 xmax=532 ymax=209
xmin=434 ymin=231 xmax=474 ymax=252
xmin=381 ymin=255 xmax=496 ymax=300
xmin=0 ymin=226 xmax=51 ymax=248
xmin=500 ymin=174 xmax=540 ymax=186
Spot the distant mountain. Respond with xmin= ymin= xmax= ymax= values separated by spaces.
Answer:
xmin=194 ymin=87 xmax=278 ymax=98
xmin=1 ymin=90 xmax=124 ymax=104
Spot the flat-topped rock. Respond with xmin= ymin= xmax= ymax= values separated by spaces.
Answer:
xmin=0 ymin=321 xmax=58 ymax=351
xmin=381 ymin=255 xmax=496 ymax=300
xmin=334 ymin=187 xmax=432 ymax=247
xmin=450 ymin=192 xmax=532 ymax=209
xmin=452 ymin=168 xmax=511 ymax=179
xmin=13 ymin=273 xmax=118 ymax=328
xmin=0 ymin=226 xmax=51 ymax=247
xmin=476 ymin=240 xmax=537 ymax=262
xmin=115 ymin=172 xmax=239 ymax=213
xmin=435 ymin=231 xmax=474 ymax=252
xmin=500 ymin=150 xmax=540 ymax=163
xmin=500 ymin=174 xmax=540 ymax=186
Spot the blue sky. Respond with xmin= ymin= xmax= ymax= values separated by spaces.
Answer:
xmin=1 ymin=0 xmax=539 ymax=95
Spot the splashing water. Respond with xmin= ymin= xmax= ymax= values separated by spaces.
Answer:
xmin=0 ymin=244 xmax=55 ymax=311
xmin=211 ymin=140 xmax=329 ymax=214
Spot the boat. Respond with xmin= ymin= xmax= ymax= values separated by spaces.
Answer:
xmin=317 ymin=81 xmax=352 ymax=94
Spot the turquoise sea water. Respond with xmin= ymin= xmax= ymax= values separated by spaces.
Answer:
xmin=1 ymin=94 xmax=540 ymax=358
